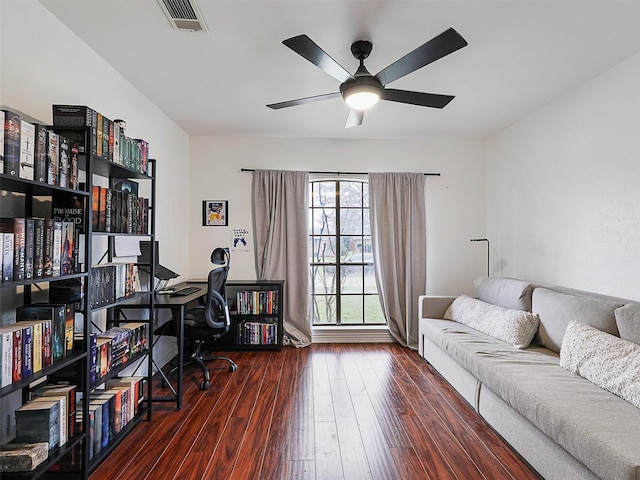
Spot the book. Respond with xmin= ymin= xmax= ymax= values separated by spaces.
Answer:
xmin=15 ymin=400 xmax=60 ymax=449
xmin=34 ymin=385 xmax=77 ymax=440
xmin=99 ymin=187 xmax=107 ymax=231
xmin=24 ymin=218 xmax=34 ymax=280
xmin=102 ymin=115 xmax=109 ymax=160
xmin=20 ymin=323 xmax=33 ymax=379
xmin=88 ymin=403 xmax=101 ymax=456
xmin=58 ymin=135 xmax=70 ymax=188
xmin=33 ymin=217 xmax=44 ymax=278
xmin=46 ymin=130 xmax=59 ymax=186
xmin=0 ymin=442 xmax=48 ymax=472
xmin=60 ymin=221 xmax=74 ymax=275
xmin=0 ymin=218 xmax=26 ymax=281
xmin=69 ymin=141 xmax=79 ymax=189
xmin=19 ymin=120 xmax=35 ymax=180
xmin=33 ymin=124 xmax=48 ymax=182
xmin=92 ymin=185 xmax=101 ymax=231
xmin=96 ymin=112 xmax=103 ymax=158
xmin=52 ymin=220 xmax=62 ymax=277
xmin=52 ymin=193 xmax=86 ymax=233
xmin=89 ymin=395 xmax=109 ymax=448
xmin=16 ymin=319 xmax=47 ymax=374
xmin=3 ymin=110 xmax=21 ymax=176
xmin=2 ymin=232 xmax=14 ymax=282
xmin=43 ymin=218 xmax=55 ymax=277
xmin=0 ymin=326 xmax=15 ymax=387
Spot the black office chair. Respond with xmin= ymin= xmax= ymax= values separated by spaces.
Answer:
xmin=181 ymin=247 xmax=237 ymax=390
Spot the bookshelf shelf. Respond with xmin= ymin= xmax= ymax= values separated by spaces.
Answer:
xmin=0 ymin=109 xmax=156 ymax=479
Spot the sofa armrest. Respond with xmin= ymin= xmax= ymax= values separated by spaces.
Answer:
xmin=418 ymin=295 xmax=457 ymax=320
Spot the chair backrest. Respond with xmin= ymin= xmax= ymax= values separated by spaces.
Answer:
xmin=204 ymin=248 xmax=231 ymax=330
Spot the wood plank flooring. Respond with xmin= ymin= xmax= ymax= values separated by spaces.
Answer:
xmin=89 ymin=344 xmax=542 ymax=480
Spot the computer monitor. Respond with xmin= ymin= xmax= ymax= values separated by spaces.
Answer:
xmin=138 ymin=240 xmax=178 ymax=280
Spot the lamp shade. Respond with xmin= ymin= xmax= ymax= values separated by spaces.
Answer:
xmin=340 ymin=76 xmax=382 ymax=111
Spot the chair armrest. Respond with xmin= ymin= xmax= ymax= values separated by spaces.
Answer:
xmin=418 ymin=295 xmax=457 ymax=320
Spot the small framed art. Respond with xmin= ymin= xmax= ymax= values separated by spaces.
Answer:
xmin=202 ymin=200 xmax=228 ymax=226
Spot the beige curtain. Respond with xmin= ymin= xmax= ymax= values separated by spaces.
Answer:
xmin=369 ymin=172 xmax=426 ymax=349
xmin=252 ymin=169 xmax=311 ymax=347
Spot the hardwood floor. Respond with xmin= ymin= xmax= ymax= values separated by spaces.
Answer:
xmin=89 ymin=344 xmax=542 ymax=480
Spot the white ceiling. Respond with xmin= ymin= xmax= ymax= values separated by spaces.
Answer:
xmin=38 ymin=0 xmax=640 ymax=140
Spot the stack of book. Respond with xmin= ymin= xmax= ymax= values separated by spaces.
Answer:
xmin=52 ymin=105 xmax=150 ymax=175
xmin=235 ymin=290 xmax=279 ymax=315
xmin=88 ymin=323 xmax=147 ymax=385
xmin=2 ymin=109 xmax=80 ymax=189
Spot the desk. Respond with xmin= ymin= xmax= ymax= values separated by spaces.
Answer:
xmin=119 ymin=281 xmax=206 ymax=410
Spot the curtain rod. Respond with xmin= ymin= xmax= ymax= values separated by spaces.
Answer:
xmin=241 ymin=168 xmax=440 ymax=176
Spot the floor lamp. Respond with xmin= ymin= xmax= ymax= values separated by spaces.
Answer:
xmin=470 ymin=238 xmax=490 ymax=277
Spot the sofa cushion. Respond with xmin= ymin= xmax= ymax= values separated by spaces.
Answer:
xmin=615 ymin=303 xmax=640 ymax=344
xmin=560 ymin=320 xmax=640 ymax=409
xmin=475 ymin=277 xmax=534 ymax=311
xmin=444 ymin=294 xmax=539 ymax=349
xmin=532 ymin=288 xmax=623 ymax=353
xmin=421 ymin=317 xmax=640 ymax=480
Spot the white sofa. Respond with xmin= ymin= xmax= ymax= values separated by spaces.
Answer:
xmin=418 ymin=278 xmax=640 ymax=480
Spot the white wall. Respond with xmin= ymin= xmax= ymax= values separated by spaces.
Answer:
xmin=486 ymin=52 xmax=640 ymax=300
xmin=189 ymin=136 xmax=486 ymax=296
xmin=1 ymin=0 xmax=191 ymax=371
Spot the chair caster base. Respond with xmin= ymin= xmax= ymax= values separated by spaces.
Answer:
xmin=200 ymin=381 xmax=210 ymax=390
xmin=229 ymin=363 xmax=237 ymax=372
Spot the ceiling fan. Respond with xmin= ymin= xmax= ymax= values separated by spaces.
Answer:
xmin=266 ymin=28 xmax=468 ymax=128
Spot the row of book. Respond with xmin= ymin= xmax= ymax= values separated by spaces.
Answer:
xmin=1 ymin=110 xmax=80 ymax=189
xmin=14 ymin=384 xmax=78 ymax=453
xmin=91 ymin=185 xmax=149 ymax=234
xmin=52 ymin=105 xmax=150 ymax=176
xmin=0 ymin=303 xmax=75 ymax=388
xmin=234 ymin=290 xmax=280 ymax=315
xmin=237 ymin=321 xmax=278 ymax=346
xmin=89 ymin=323 xmax=148 ymax=386
xmin=0 ymin=217 xmax=80 ymax=283
xmin=89 ymin=263 xmax=139 ymax=309
xmin=85 ymin=377 xmax=146 ymax=460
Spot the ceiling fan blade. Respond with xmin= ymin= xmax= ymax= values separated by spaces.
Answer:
xmin=266 ymin=92 xmax=341 ymax=110
xmin=381 ymin=89 xmax=455 ymax=109
xmin=375 ymin=27 xmax=468 ymax=86
xmin=345 ymin=109 xmax=364 ymax=128
xmin=283 ymin=35 xmax=354 ymax=83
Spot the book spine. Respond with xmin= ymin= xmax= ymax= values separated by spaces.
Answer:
xmin=41 ymin=319 xmax=52 ymax=368
xmin=12 ymin=327 xmax=22 ymax=382
xmin=58 ymin=136 xmax=70 ymax=188
xmin=70 ymin=141 xmax=79 ymax=189
xmin=43 ymin=218 xmax=55 ymax=277
xmin=0 ymin=110 xmax=4 ymax=173
xmin=21 ymin=324 xmax=33 ymax=380
xmin=24 ymin=218 xmax=34 ymax=280
xmin=3 ymin=110 xmax=21 ymax=176
xmin=47 ymin=131 xmax=59 ymax=186
xmin=19 ymin=120 xmax=35 ymax=180
xmin=2 ymin=232 xmax=14 ymax=282
xmin=60 ymin=221 xmax=74 ymax=275
xmin=102 ymin=115 xmax=109 ymax=160
xmin=34 ymin=125 xmax=48 ymax=182
xmin=0 ymin=330 xmax=12 ymax=387
xmin=52 ymin=221 xmax=62 ymax=277
xmin=13 ymin=217 xmax=25 ymax=281
xmin=33 ymin=217 xmax=44 ymax=278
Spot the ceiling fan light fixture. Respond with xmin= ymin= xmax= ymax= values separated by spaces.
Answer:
xmin=341 ymin=79 xmax=382 ymax=110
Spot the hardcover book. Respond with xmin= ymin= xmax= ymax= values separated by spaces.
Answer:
xmin=34 ymin=124 xmax=48 ymax=182
xmin=19 ymin=120 xmax=35 ymax=181
xmin=2 ymin=232 xmax=14 ymax=282
xmin=58 ymin=135 xmax=70 ymax=188
xmin=3 ymin=110 xmax=21 ymax=176
xmin=33 ymin=217 xmax=44 ymax=278
xmin=24 ymin=218 xmax=34 ymax=280
xmin=46 ymin=130 xmax=59 ymax=186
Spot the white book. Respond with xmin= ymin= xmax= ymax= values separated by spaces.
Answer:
xmin=19 ymin=120 xmax=35 ymax=180
xmin=0 ymin=327 xmax=13 ymax=387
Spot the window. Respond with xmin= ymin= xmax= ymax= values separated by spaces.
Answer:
xmin=309 ymin=179 xmax=385 ymax=325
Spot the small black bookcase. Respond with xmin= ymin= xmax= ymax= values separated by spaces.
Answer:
xmin=211 ymin=280 xmax=284 ymax=351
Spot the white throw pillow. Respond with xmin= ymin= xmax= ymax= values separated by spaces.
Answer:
xmin=444 ymin=294 xmax=539 ymax=349
xmin=560 ymin=320 xmax=640 ymax=409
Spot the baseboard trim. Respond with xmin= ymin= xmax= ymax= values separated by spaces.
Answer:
xmin=312 ymin=326 xmax=394 ymax=343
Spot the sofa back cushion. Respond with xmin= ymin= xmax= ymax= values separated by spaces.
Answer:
xmin=532 ymin=288 xmax=623 ymax=353
xmin=475 ymin=277 xmax=534 ymax=311
xmin=615 ymin=303 xmax=640 ymax=344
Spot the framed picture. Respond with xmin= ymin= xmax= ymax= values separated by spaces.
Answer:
xmin=202 ymin=200 xmax=228 ymax=226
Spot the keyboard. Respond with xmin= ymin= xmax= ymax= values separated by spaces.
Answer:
xmin=170 ymin=286 xmax=202 ymax=297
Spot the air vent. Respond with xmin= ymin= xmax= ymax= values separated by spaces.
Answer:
xmin=157 ymin=0 xmax=208 ymax=32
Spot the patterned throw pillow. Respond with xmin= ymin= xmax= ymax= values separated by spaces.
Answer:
xmin=560 ymin=321 xmax=640 ymax=409
xmin=444 ymin=294 xmax=539 ymax=349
